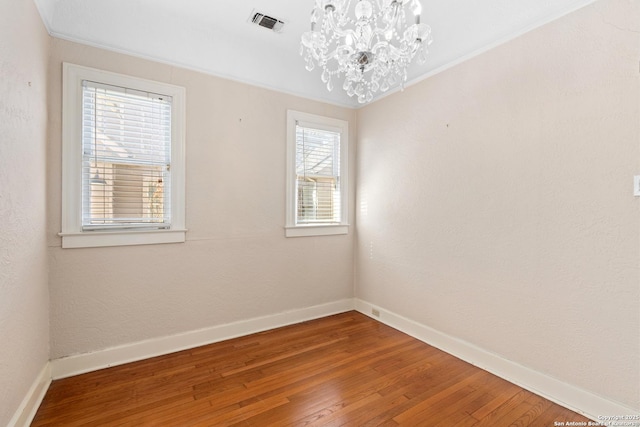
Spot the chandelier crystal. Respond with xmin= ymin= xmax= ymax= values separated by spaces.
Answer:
xmin=301 ymin=0 xmax=432 ymax=104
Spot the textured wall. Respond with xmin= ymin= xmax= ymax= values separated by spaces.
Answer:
xmin=47 ymin=39 xmax=356 ymax=359
xmin=0 ymin=0 xmax=50 ymax=424
xmin=356 ymin=0 xmax=639 ymax=410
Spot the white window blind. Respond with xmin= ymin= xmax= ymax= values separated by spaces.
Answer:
xmin=295 ymin=123 xmax=341 ymax=224
xmin=81 ymin=80 xmax=172 ymax=230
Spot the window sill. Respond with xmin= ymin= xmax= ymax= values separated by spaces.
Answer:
xmin=59 ymin=229 xmax=187 ymax=249
xmin=285 ymin=224 xmax=349 ymax=238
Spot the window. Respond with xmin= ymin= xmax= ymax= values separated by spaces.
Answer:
xmin=60 ymin=63 xmax=186 ymax=248
xmin=286 ymin=110 xmax=348 ymax=237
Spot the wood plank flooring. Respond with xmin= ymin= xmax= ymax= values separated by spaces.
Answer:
xmin=32 ymin=311 xmax=591 ymax=426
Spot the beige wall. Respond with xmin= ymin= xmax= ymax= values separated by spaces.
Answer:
xmin=46 ymin=39 xmax=357 ymax=359
xmin=0 ymin=0 xmax=51 ymax=424
xmin=356 ymin=0 xmax=639 ymax=410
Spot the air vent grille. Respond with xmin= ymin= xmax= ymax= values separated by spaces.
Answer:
xmin=250 ymin=11 xmax=284 ymax=32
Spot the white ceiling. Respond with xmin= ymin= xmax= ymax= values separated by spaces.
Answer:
xmin=34 ymin=0 xmax=596 ymax=108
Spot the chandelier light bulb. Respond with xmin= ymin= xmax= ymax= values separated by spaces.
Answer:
xmin=355 ymin=0 xmax=373 ymax=19
xmin=301 ymin=0 xmax=432 ymax=103
xmin=411 ymin=0 xmax=422 ymax=20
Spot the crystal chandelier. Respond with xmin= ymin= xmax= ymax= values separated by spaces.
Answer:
xmin=301 ymin=0 xmax=432 ymax=104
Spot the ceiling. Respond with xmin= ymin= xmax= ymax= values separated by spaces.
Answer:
xmin=34 ymin=0 xmax=596 ymax=108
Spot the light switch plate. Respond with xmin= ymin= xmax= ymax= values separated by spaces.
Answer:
xmin=634 ymin=176 xmax=640 ymax=196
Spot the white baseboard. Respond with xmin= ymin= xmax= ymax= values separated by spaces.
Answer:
xmin=8 ymin=362 xmax=51 ymax=427
xmin=51 ymin=299 xmax=354 ymax=380
xmin=354 ymin=298 xmax=639 ymax=421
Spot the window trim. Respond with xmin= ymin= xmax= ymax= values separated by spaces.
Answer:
xmin=285 ymin=110 xmax=349 ymax=238
xmin=60 ymin=63 xmax=186 ymax=248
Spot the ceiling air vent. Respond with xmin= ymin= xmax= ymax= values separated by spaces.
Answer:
xmin=250 ymin=11 xmax=285 ymax=32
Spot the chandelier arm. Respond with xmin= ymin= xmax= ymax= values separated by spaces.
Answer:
xmin=369 ymin=5 xmax=406 ymax=44
xmin=370 ymin=40 xmax=393 ymax=54
xmin=385 ymin=1 xmax=403 ymax=26
xmin=371 ymin=21 xmax=395 ymax=38
xmin=326 ymin=49 xmax=341 ymax=62
xmin=379 ymin=42 xmax=411 ymax=61
xmin=325 ymin=9 xmax=347 ymax=35
xmin=343 ymin=28 xmax=358 ymax=40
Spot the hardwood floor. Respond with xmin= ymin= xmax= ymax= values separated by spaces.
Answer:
xmin=32 ymin=312 xmax=590 ymax=426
